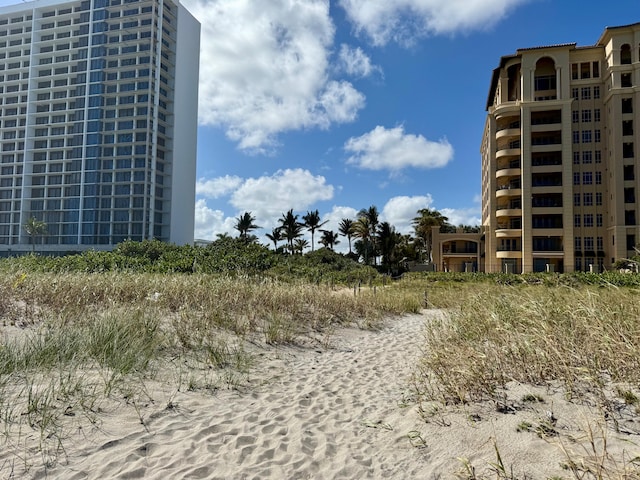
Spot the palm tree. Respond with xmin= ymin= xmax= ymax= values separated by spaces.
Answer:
xmin=234 ymin=211 xmax=260 ymax=243
xmin=357 ymin=206 xmax=379 ymax=264
xmin=352 ymin=216 xmax=372 ymax=265
xmin=302 ymin=209 xmax=327 ymax=251
xmin=24 ymin=216 xmax=47 ymax=253
xmin=376 ymin=221 xmax=401 ymax=273
xmin=412 ymin=208 xmax=450 ymax=262
xmin=265 ymin=227 xmax=283 ymax=251
xmin=319 ymin=229 xmax=340 ymax=251
xmin=338 ymin=218 xmax=354 ymax=254
xmin=293 ymin=238 xmax=309 ymax=255
xmin=278 ymin=209 xmax=303 ymax=254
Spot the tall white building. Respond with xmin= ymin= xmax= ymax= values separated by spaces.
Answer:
xmin=0 ymin=0 xmax=199 ymax=255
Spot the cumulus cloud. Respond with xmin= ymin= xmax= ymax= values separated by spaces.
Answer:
xmin=196 ymin=175 xmax=243 ymax=199
xmin=440 ymin=207 xmax=481 ymax=227
xmin=193 ymin=199 xmax=236 ymax=240
xmin=183 ymin=0 xmax=365 ymax=153
xmin=345 ymin=125 xmax=453 ymax=172
xmin=381 ymin=195 xmax=433 ymax=234
xmin=338 ymin=0 xmax=528 ymax=46
xmin=337 ymin=44 xmax=381 ymax=78
xmin=229 ymin=169 xmax=334 ymax=227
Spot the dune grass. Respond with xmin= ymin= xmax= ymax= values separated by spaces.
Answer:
xmin=407 ymin=277 xmax=640 ymax=479
xmin=0 ymin=269 xmax=424 ymax=473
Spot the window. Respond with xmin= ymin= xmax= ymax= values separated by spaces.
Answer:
xmin=583 ymin=193 xmax=593 ymax=206
xmin=582 ymin=151 xmax=592 ymax=164
xmin=626 ymin=210 xmax=636 ymax=226
xmin=594 ymin=109 xmax=600 ymax=122
xmin=595 ymin=150 xmax=601 ymax=163
xmin=573 ymin=152 xmax=580 ymax=164
xmin=583 ymin=172 xmax=592 ymax=185
xmin=623 ymin=120 xmax=634 ymax=136
xmin=595 ymin=171 xmax=602 ymax=184
xmin=584 ymin=237 xmax=594 ymax=251
xmin=622 ymin=73 xmax=632 ymax=88
xmin=625 ymin=188 xmax=636 ymax=203
xmin=580 ymin=62 xmax=590 ymax=79
xmin=575 ymin=237 xmax=581 ymax=250
xmin=581 ymin=110 xmax=591 ymax=123
xmin=593 ymin=62 xmax=599 ymax=78
xmin=574 ymin=214 xmax=581 ymax=227
xmin=622 ymin=98 xmax=633 ymax=113
xmin=624 ymin=165 xmax=635 ymax=181
xmin=584 ymin=214 xmax=593 ymax=227
xmin=574 ymin=193 xmax=580 ymax=206
xmin=573 ymin=172 xmax=580 ymax=185
xmin=596 ymin=192 xmax=603 ymax=206
xmin=572 ymin=131 xmax=579 ymax=144
xmin=572 ymin=110 xmax=579 ymax=123
xmin=572 ymin=87 xmax=579 ymax=99
xmin=623 ymin=143 xmax=634 ymax=158
xmin=582 ymin=130 xmax=592 ymax=143
xmin=581 ymin=87 xmax=591 ymax=100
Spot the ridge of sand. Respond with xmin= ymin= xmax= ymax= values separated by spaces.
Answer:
xmin=7 ymin=310 xmax=640 ymax=479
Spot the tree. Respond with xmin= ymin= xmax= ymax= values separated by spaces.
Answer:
xmin=319 ymin=229 xmax=340 ymax=251
xmin=358 ymin=206 xmax=379 ymax=265
xmin=265 ymin=227 xmax=283 ymax=251
xmin=376 ymin=222 xmax=402 ymax=274
xmin=24 ymin=217 xmax=47 ymax=253
xmin=302 ymin=209 xmax=327 ymax=252
xmin=234 ymin=211 xmax=260 ymax=243
xmin=338 ymin=218 xmax=354 ymax=254
xmin=412 ymin=208 xmax=450 ymax=262
xmin=352 ymin=216 xmax=373 ymax=265
xmin=278 ymin=209 xmax=303 ymax=254
xmin=293 ymin=238 xmax=309 ymax=255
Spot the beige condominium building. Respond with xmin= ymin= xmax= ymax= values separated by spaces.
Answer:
xmin=481 ymin=22 xmax=640 ymax=273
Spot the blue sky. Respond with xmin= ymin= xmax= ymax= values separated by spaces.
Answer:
xmin=1 ymin=0 xmax=638 ymax=251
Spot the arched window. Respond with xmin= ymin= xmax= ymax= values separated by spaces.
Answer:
xmin=534 ymin=57 xmax=556 ymax=100
xmin=621 ymin=44 xmax=632 ymax=64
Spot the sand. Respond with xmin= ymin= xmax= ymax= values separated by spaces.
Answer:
xmin=3 ymin=310 xmax=640 ymax=479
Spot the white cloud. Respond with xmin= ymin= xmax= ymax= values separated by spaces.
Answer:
xmin=345 ymin=125 xmax=453 ymax=172
xmin=229 ymin=169 xmax=334 ymax=228
xmin=338 ymin=0 xmax=528 ymax=46
xmin=337 ymin=44 xmax=380 ymax=78
xmin=381 ymin=195 xmax=433 ymax=234
xmin=183 ymin=0 xmax=365 ymax=153
xmin=196 ymin=175 xmax=243 ymax=199
xmin=193 ymin=199 xmax=236 ymax=240
xmin=440 ymin=207 xmax=481 ymax=227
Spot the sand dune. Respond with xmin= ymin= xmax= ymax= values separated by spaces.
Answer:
xmin=5 ymin=310 xmax=640 ymax=479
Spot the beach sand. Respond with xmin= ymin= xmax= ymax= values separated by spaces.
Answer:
xmin=3 ymin=310 xmax=640 ymax=479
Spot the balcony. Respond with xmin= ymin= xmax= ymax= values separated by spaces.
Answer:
xmin=496 ymin=249 xmax=522 ymax=259
xmin=496 ymin=127 xmax=521 ymax=140
xmin=496 ymin=185 xmax=521 ymax=198
xmin=496 ymin=147 xmax=521 ymax=159
xmin=496 ymin=208 xmax=522 ymax=218
xmin=496 ymin=167 xmax=521 ymax=179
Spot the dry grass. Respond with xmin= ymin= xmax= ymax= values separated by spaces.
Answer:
xmin=411 ymin=279 xmax=640 ymax=479
xmin=0 ymin=270 xmax=425 ymax=472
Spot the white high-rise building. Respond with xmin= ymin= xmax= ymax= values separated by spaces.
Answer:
xmin=0 ymin=0 xmax=199 ymax=255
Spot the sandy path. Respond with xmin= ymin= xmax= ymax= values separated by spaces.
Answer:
xmin=51 ymin=313 xmax=433 ymax=479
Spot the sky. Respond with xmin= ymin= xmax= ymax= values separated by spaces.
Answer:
xmin=1 ymin=0 xmax=638 ymax=251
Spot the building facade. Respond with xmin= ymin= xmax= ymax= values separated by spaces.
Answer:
xmin=482 ymin=23 xmax=640 ymax=273
xmin=0 ymin=0 xmax=199 ymax=255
